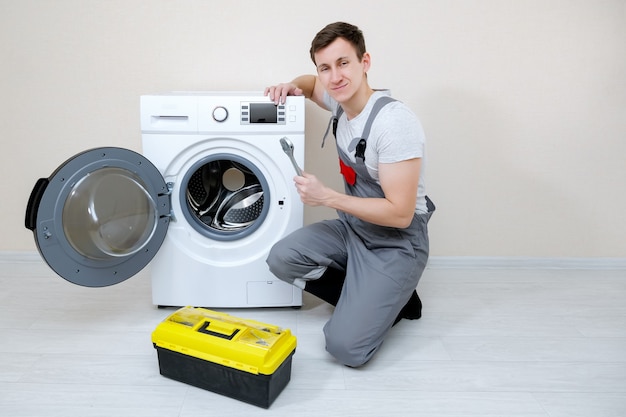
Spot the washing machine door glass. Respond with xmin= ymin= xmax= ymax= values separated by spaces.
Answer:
xmin=62 ymin=167 xmax=158 ymax=259
xmin=25 ymin=147 xmax=171 ymax=287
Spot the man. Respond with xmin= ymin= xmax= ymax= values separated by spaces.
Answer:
xmin=265 ymin=22 xmax=434 ymax=367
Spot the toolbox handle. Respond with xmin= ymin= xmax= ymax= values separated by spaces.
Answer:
xmin=197 ymin=321 xmax=240 ymax=340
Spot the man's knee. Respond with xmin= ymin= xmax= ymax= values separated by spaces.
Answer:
xmin=266 ymin=239 xmax=306 ymax=287
xmin=266 ymin=239 xmax=291 ymax=273
xmin=324 ymin=326 xmax=379 ymax=368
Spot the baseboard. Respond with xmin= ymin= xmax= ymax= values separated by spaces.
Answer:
xmin=0 ymin=251 xmax=42 ymax=263
xmin=3 ymin=251 xmax=626 ymax=270
xmin=428 ymin=256 xmax=626 ymax=270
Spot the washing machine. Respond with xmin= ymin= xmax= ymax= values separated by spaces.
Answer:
xmin=25 ymin=92 xmax=304 ymax=308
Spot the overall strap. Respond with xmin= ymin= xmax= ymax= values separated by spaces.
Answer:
xmin=321 ymin=95 xmax=397 ymax=148
xmin=333 ymin=106 xmax=343 ymax=137
xmin=359 ymin=96 xmax=396 ymax=141
xmin=352 ymin=96 xmax=397 ymax=161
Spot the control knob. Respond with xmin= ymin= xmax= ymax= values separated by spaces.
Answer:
xmin=212 ymin=106 xmax=228 ymax=122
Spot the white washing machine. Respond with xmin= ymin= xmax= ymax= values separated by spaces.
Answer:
xmin=25 ymin=92 xmax=304 ymax=308
xmin=141 ymin=92 xmax=303 ymax=307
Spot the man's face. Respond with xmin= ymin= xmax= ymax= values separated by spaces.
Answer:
xmin=314 ymin=37 xmax=370 ymax=104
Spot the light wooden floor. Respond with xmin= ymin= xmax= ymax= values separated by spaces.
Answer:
xmin=1 ymin=256 xmax=625 ymax=416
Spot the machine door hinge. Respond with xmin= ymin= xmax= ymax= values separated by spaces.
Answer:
xmin=160 ymin=182 xmax=175 ymax=222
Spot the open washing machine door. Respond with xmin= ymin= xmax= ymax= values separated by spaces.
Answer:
xmin=25 ymin=147 xmax=171 ymax=287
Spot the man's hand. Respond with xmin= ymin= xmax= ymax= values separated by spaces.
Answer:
xmin=264 ymin=83 xmax=303 ymax=105
xmin=293 ymin=172 xmax=334 ymax=207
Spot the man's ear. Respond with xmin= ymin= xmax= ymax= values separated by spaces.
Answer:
xmin=361 ymin=52 xmax=371 ymax=72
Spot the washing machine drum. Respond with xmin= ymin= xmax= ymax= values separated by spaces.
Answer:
xmin=25 ymin=147 xmax=171 ymax=287
xmin=183 ymin=159 xmax=269 ymax=237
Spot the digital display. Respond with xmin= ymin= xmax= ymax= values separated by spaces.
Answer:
xmin=249 ymin=103 xmax=278 ymax=124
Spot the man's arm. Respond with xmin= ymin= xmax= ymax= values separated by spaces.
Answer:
xmin=295 ymin=158 xmax=421 ymax=228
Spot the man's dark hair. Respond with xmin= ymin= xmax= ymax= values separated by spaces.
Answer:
xmin=309 ymin=22 xmax=366 ymax=64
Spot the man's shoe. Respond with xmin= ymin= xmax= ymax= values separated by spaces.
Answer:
xmin=393 ymin=290 xmax=422 ymax=326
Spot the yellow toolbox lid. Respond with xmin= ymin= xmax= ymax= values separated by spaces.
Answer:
xmin=151 ymin=307 xmax=297 ymax=375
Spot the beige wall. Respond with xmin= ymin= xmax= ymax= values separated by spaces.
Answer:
xmin=2 ymin=0 xmax=624 ymax=257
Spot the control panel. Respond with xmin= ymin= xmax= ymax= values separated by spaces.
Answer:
xmin=240 ymin=102 xmax=286 ymax=125
xmin=140 ymin=92 xmax=304 ymax=133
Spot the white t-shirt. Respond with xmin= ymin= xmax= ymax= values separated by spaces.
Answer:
xmin=323 ymin=90 xmax=428 ymax=213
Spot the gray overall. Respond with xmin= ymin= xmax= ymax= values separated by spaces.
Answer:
xmin=267 ymin=97 xmax=433 ymax=367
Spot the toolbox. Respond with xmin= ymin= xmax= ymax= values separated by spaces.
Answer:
xmin=152 ymin=306 xmax=297 ymax=408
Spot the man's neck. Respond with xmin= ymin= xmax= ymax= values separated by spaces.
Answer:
xmin=341 ymin=84 xmax=375 ymax=120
